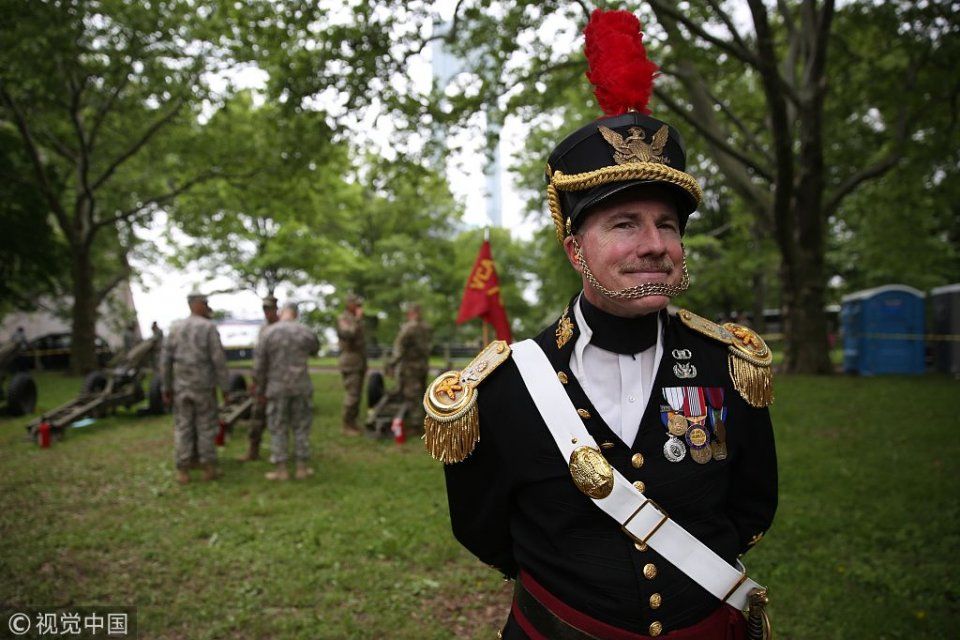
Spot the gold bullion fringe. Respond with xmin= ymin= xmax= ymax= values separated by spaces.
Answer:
xmin=424 ymin=401 xmax=480 ymax=464
xmin=728 ymin=354 xmax=774 ymax=408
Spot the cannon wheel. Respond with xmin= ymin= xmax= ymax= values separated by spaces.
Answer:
xmin=82 ymin=371 xmax=108 ymax=417
xmin=366 ymin=371 xmax=385 ymax=408
xmin=147 ymin=377 xmax=166 ymax=415
xmin=228 ymin=373 xmax=252 ymax=419
xmin=229 ymin=372 xmax=247 ymax=393
xmin=5 ymin=372 xmax=37 ymax=416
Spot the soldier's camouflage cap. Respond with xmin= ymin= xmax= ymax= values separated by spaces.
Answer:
xmin=262 ymin=295 xmax=278 ymax=308
xmin=187 ymin=291 xmax=208 ymax=304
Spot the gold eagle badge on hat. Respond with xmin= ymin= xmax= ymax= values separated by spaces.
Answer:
xmin=678 ymin=309 xmax=774 ymax=408
xmin=423 ymin=340 xmax=511 ymax=463
xmin=598 ymin=124 xmax=670 ymax=165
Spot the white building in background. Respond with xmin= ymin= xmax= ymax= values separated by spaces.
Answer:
xmin=0 ymin=281 xmax=140 ymax=350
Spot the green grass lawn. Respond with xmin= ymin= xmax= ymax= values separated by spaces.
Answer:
xmin=1 ymin=370 xmax=958 ymax=639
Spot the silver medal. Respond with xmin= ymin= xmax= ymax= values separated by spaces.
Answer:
xmin=663 ymin=436 xmax=686 ymax=462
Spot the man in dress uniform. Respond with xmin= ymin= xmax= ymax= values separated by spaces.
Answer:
xmin=162 ymin=292 xmax=230 ymax=484
xmin=240 ymin=294 xmax=280 ymax=462
xmin=337 ymin=293 xmax=366 ymax=436
xmin=423 ymin=9 xmax=776 ymax=640
xmin=386 ymin=303 xmax=433 ymax=434
xmin=254 ymin=302 xmax=320 ymax=481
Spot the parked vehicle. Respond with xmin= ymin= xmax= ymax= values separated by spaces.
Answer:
xmin=16 ymin=332 xmax=113 ymax=370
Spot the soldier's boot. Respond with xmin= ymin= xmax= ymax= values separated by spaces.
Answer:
xmin=175 ymin=468 xmax=190 ymax=485
xmin=238 ymin=440 xmax=261 ymax=462
xmin=295 ymin=462 xmax=314 ymax=480
xmin=202 ymin=462 xmax=221 ymax=481
xmin=265 ymin=464 xmax=289 ymax=481
xmin=341 ymin=423 xmax=361 ymax=437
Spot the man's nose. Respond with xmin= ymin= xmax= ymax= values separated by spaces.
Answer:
xmin=633 ymin=221 xmax=667 ymax=256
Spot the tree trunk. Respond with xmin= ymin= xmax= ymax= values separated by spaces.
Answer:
xmin=70 ymin=246 xmax=98 ymax=374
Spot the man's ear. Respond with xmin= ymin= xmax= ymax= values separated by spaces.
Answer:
xmin=562 ymin=235 xmax=583 ymax=274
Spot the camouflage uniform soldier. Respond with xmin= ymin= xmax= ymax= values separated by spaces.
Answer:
xmin=240 ymin=295 xmax=280 ymax=462
xmin=254 ymin=303 xmax=320 ymax=481
xmin=337 ymin=294 xmax=366 ymax=436
xmin=162 ymin=292 xmax=230 ymax=484
xmin=387 ymin=304 xmax=432 ymax=433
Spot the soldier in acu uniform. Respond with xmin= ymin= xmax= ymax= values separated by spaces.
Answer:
xmin=386 ymin=303 xmax=432 ymax=434
xmin=254 ymin=302 xmax=319 ymax=481
xmin=240 ymin=295 xmax=280 ymax=462
xmin=336 ymin=294 xmax=366 ymax=436
xmin=162 ymin=292 xmax=230 ymax=484
xmin=423 ymin=10 xmax=777 ymax=640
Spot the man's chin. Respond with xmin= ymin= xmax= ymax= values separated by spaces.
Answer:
xmin=600 ymin=294 xmax=670 ymax=318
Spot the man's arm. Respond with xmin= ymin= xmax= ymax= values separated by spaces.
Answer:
xmin=161 ymin=330 xmax=175 ymax=396
xmin=208 ymin=324 xmax=231 ymax=394
xmin=725 ymin=401 xmax=778 ymax=555
xmin=441 ymin=374 xmax=519 ymax=577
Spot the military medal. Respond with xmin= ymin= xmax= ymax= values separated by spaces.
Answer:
xmin=705 ymin=387 xmax=728 ymax=461
xmin=662 ymin=388 xmax=688 ymax=436
xmin=663 ymin=436 xmax=686 ymax=462
xmin=684 ymin=387 xmax=712 ymax=464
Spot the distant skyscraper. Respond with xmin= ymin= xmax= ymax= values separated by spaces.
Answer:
xmin=431 ymin=24 xmax=503 ymax=228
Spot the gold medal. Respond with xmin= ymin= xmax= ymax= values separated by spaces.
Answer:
xmin=690 ymin=444 xmax=713 ymax=464
xmin=711 ymin=441 xmax=728 ymax=461
xmin=687 ymin=426 xmax=708 ymax=448
xmin=667 ymin=412 xmax=689 ymax=436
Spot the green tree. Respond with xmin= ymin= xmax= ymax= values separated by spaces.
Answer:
xmin=168 ymin=93 xmax=353 ymax=298
xmin=0 ymin=125 xmax=68 ymax=315
xmin=0 ymin=0 xmax=234 ymax=371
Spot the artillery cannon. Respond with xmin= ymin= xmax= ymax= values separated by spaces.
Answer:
xmin=0 ymin=341 xmax=38 ymax=416
xmin=26 ymin=336 xmax=161 ymax=441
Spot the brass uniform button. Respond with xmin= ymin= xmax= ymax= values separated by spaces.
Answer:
xmin=631 ymin=453 xmax=644 ymax=468
xmin=634 ymin=541 xmax=648 ymax=552
xmin=576 ymin=408 xmax=592 ymax=419
xmin=600 ymin=441 xmax=615 ymax=450
xmin=633 ymin=480 xmax=646 ymax=493
xmin=557 ymin=371 xmax=569 ymax=384
xmin=643 ymin=563 xmax=657 ymax=579
xmin=649 ymin=621 xmax=663 ymax=636
xmin=649 ymin=593 xmax=662 ymax=609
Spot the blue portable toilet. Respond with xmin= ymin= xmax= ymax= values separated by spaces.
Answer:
xmin=841 ymin=285 xmax=925 ymax=375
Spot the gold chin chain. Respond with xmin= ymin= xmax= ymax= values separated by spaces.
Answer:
xmin=573 ymin=239 xmax=690 ymax=301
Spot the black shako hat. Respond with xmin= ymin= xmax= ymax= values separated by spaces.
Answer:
xmin=545 ymin=9 xmax=703 ymax=242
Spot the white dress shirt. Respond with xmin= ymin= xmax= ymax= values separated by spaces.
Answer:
xmin=569 ymin=296 xmax=664 ymax=448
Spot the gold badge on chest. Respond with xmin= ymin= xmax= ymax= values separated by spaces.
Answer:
xmin=569 ymin=446 xmax=615 ymax=499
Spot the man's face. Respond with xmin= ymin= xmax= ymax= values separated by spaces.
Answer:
xmin=263 ymin=306 xmax=279 ymax=324
xmin=563 ymin=186 xmax=683 ymax=318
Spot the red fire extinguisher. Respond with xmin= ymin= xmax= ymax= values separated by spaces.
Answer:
xmin=38 ymin=420 xmax=51 ymax=448
xmin=391 ymin=417 xmax=406 ymax=445
xmin=215 ymin=420 xmax=226 ymax=446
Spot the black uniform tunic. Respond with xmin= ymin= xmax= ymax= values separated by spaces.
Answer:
xmin=444 ymin=301 xmax=778 ymax=635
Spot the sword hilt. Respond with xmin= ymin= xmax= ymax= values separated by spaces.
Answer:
xmin=746 ymin=588 xmax=772 ymax=640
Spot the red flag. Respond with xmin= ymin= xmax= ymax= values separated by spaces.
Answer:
xmin=456 ymin=240 xmax=512 ymax=343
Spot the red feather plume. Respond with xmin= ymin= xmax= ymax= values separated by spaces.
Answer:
xmin=584 ymin=9 xmax=658 ymax=116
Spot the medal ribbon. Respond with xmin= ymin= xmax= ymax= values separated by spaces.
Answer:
xmin=663 ymin=387 xmax=684 ymax=413
xmin=684 ymin=386 xmax=706 ymax=419
xmin=704 ymin=386 xmax=724 ymax=410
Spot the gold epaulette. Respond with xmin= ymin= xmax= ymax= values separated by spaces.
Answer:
xmin=423 ymin=340 xmax=511 ymax=463
xmin=677 ymin=309 xmax=774 ymax=408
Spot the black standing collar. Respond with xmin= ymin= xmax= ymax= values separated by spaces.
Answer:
xmin=578 ymin=295 xmax=660 ymax=355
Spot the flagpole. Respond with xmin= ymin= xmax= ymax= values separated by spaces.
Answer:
xmin=482 ymin=319 xmax=489 ymax=346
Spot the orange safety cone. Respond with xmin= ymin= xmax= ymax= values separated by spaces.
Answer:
xmin=38 ymin=420 xmax=51 ymax=448
xmin=391 ymin=417 xmax=406 ymax=445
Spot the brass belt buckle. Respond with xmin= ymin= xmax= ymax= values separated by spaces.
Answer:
xmin=621 ymin=498 xmax=670 ymax=547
